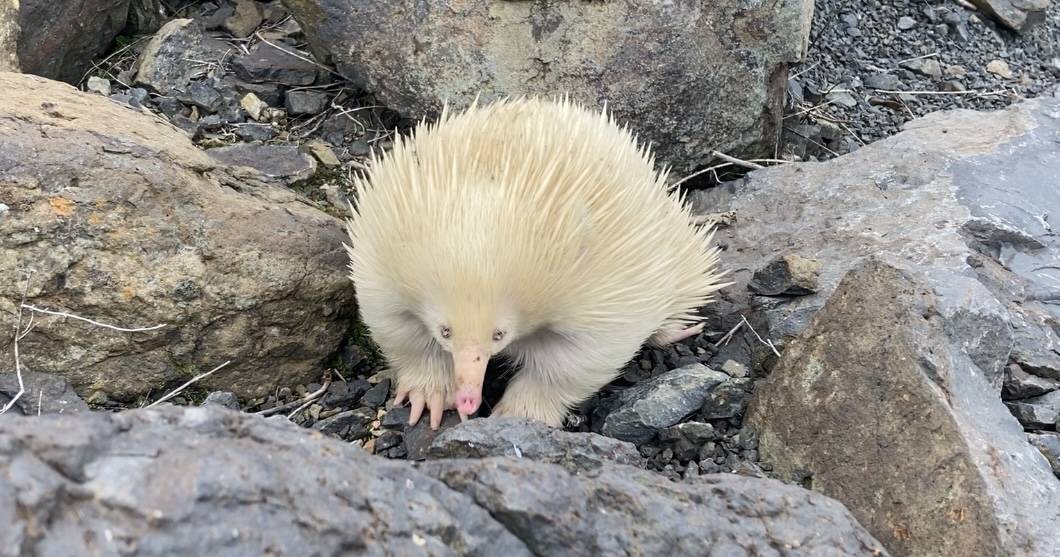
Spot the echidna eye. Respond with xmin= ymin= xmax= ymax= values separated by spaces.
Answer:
xmin=440 ymin=326 xmax=451 ymax=339
xmin=492 ymin=330 xmax=505 ymax=342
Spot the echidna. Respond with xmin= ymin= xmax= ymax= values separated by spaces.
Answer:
xmin=344 ymin=97 xmax=728 ymax=429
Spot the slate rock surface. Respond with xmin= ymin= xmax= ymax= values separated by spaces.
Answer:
xmin=428 ymin=416 xmax=641 ymax=473
xmin=0 ymin=404 xmax=890 ymax=556
xmin=16 ymin=0 xmax=130 ymax=83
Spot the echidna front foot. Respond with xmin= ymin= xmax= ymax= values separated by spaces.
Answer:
xmin=393 ymin=383 xmax=452 ymax=430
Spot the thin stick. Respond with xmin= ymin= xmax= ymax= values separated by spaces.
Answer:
xmin=896 ymin=52 xmax=939 ymax=65
xmin=711 ymin=150 xmax=765 ymax=170
xmin=255 ymin=374 xmax=332 ymax=417
xmin=740 ymin=315 xmax=782 ymax=358
xmin=37 ymin=389 xmax=42 ymax=416
xmin=21 ymin=304 xmax=165 ymax=333
xmin=872 ymin=89 xmax=1006 ymax=96
xmin=254 ymin=33 xmax=345 ymax=79
xmin=1 ymin=279 xmax=32 ymax=415
xmin=671 ymin=157 xmax=790 ymax=189
xmin=147 ymin=360 xmax=231 ymax=408
xmin=286 ymin=375 xmax=333 ymax=419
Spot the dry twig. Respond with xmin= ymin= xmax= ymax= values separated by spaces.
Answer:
xmin=147 ymin=360 xmax=232 ymax=408
xmin=254 ymin=372 xmax=333 ymax=417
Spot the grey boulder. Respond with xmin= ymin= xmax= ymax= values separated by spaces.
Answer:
xmin=13 ymin=0 xmax=130 ymax=83
xmin=281 ymin=0 xmax=814 ymax=175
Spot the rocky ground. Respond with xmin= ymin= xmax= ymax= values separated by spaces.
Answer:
xmin=12 ymin=0 xmax=1057 ymax=488
xmin=2 ymin=0 xmax=1060 ymax=554
xmin=782 ymin=0 xmax=1059 ymax=164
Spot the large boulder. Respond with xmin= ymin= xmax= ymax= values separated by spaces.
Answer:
xmin=0 ymin=404 xmax=890 ymax=555
xmin=691 ymin=93 xmax=1060 ymax=393
xmin=0 ymin=72 xmax=354 ymax=402
xmin=14 ymin=0 xmax=131 ymax=83
xmin=0 ymin=0 xmax=17 ymax=72
xmin=281 ymin=0 xmax=814 ymax=175
xmin=747 ymin=259 xmax=1060 ymax=556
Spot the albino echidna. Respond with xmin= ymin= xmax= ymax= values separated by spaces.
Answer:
xmin=344 ymin=97 xmax=728 ymax=429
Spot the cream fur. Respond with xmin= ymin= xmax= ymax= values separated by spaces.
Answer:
xmin=344 ymin=96 xmax=729 ymax=426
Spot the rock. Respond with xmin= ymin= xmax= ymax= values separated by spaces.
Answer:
xmin=313 ymin=407 xmax=373 ymax=438
xmin=1006 ymin=401 xmax=1059 ymax=430
xmin=86 ymin=76 xmax=111 ymax=96
xmin=134 ymin=19 xmax=234 ymax=94
xmin=0 ymin=370 xmax=89 ymax=415
xmin=666 ymin=421 xmax=717 ymax=445
xmin=240 ymin=92 xmax=268 ymax=121
xmin=749 ymin=253 xmax=821 ymax=296
xmin=232 ymin=41 xmax=319 ymax=86
xmin=14 ymin=0 xmax=130 ymax=83
xmin=969 ymin=0 xmax=1050 ymax=32
xmin=201 ymin=391 xmax=240 ymax=410
xmin=403 ymin=409 xmax=463 ymax=460
xmin=0 ymin=0 xmax=17 ymax=72
xmin=222 ymin=76 xmax=283 ymax=106
xmin=427 ymin=417 xmax=640 ymax=473
xmin=689 ymin=96 xmax=1060 ymax=390
xmin=826 ymin=89 xmax=858 ymax=108
xmin=285 ymin=90 xmax=328 ymax=115
xmin=720 ymin=359 xmax=748 ymax=378
xmin=747 ymin=259 xmax=1060 ymax=557
xmin=302 ymin=139 xmax=341 ymax=167
xmin=223 ymin=0 xmax=264 ymax=38
xmin=359 ymin=378 xmax=389 ymax=407
xmin=1029 ymin=433 xmax=1060 ymax=476
xmin=284 ymin=0 xmax=814 ymax=176
xmin=901 ymin=57 xmax=943 ymax=79
xmin=700 ymin=377 xmax=753 ymax=419
xmin=596 ymin=364 xmax=729 ymax=444
xmin=864 ymin=73 xmax=900 ymax=90
xmin=422 ymin=458 xmax=889 ymax=556
xmin=174 ymin=80 xmax=223 ymax=112
xmin=986 ymin=59 xmax=1014 ymax=79
xmin=205 ymin=143 xmax=318 ymax=185
xmin=897 ymin=15 xmax=917 ymax=30
xmin=0 ymin=404 xmax=889 ymax=555
xmin=234 ymin=122 xmax=278 ymax=142
xmin=0 ymin=73 xmax=354 ymax=401
xmin=1003 ymin=363 xmax=1060 ymax=400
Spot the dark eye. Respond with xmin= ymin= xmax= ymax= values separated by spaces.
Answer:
xmin=440 ymin=326 xmax=451 ymax=339
xmin=492 ymin=330 xmax=506 ymax=342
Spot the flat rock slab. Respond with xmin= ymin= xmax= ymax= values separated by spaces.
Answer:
xmin=692 ymin=95 xmax=1060 ymax=388
xmin=747 ymin=259 xmax=1060 ymax=557
xmin=0 ymin=72 xmax=354 ymax=401
xmin=428 ymin=416 xmax=641 ymax=473
xmin=206 ymin=143 xmax=318 ymax=185
xmin=283 ymin=0 xmax=814 ymax=175
xmin=0 ymin=404 xmax=890 ymax=556
xmin=969 ymin=0 xmax=1050 ymax=32
xmin=134 ymin=18 xmax=234 ymax=95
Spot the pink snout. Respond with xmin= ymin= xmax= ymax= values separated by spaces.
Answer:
xmin=455 ymin=389 xmax=481 ymax=416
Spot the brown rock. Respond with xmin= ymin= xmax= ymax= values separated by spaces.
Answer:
xmin=747 ymin=258 xmax=1060 ymax=556
xmin=748 ymin=253 xmax=822 ymax=296
xmin=0 ymin=72 xmax=355 ymax=402
xmin=224 ymin=0 xmax=264 ymax=39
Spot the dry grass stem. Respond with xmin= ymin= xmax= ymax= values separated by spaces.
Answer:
xmin=147 ymin=360 xmax=232 ymax=408
xmin=21 ymin=304 xmax=166 ymax=332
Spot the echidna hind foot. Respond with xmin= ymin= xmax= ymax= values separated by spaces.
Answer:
xmin=648 ymin=322 xmax=705 ymax=347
